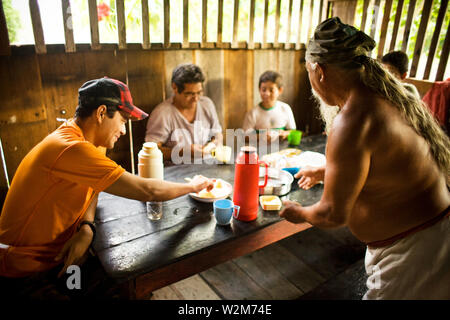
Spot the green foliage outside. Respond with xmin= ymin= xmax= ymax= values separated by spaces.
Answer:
xmin=3 ymin=0 xmax=20 ymax=43
xmin=355 ymin=0 xmax=449 ymax=61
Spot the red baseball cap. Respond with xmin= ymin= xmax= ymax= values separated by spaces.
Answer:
xmin=78 ymin=77 xmax=148 ymax=121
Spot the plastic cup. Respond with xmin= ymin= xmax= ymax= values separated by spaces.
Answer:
xmin=213 ymin=199 xmax=240 ymax=225
xmin=288 ymin=130 xmax=302 ymax=146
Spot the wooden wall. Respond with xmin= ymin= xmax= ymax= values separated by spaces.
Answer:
xmin=0 ymin=45 xmax=316 ymax=198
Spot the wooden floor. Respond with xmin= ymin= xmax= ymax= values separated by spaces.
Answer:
xmin=149 ymin=226 xmax=368 ymax=300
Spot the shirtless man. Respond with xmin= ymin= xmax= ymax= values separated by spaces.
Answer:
xmin=280 ymin=17 xmax=450 ymax=299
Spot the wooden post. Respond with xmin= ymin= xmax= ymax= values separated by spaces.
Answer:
xmin=306 ymin=0 xmax=314 ymax=42
xmin=409 ymin=0 xmax=432 ymax=78
xmin=29 ymin=0 xmax=46 ymax=54
xmin=377 ymin=0 xmax=393 ymax=59
xmin=88 ymin=0 xmax=100 ymax=50
xmin=142 ymin=0 xmax=150 ymax=49
xmin=388 ymin=0 xmax=404 ymax=52
xmin=285 ymin=0 xmax=293 ymax=49
xmin=296 ymin=0 xmax=304 ymax=49
xmin=369 ymin=0 xmax=381 ymax=41
xmin=164 ymin=0 xmax=170 ymax=48
xmin=232 ymin=0 xmax=240 ymax=48
xmin=61 ymin=0 xmax=75 ymax=53
xmin=401 ymin=0 xmax=416 ymax=53
xmin=116 ymin=0 xmax=126 ymax=49
xmin=248 ymin=0 xmax=255 ymax=49
xmin=423 ymin=0 xmax=448 ymax=80
xmin=201 ymin=0 xmax=207 ymax=47
xmin=435 ymin=19 xmax=450 ymax=81
xmin=274 ymin=0 xmax=281 ymax=48
xmin=360 ymin=0 xmax=370 ymax=32
xmin=183 ymin=0 xmax=189 ymax=48
xmin=217 ymin=0 xmax=223 ymax=45
xmin=263 ymin=0 xmax=268 ymax=47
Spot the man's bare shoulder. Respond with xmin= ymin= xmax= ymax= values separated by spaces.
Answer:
xmin=335 ymin=90 xmax=397 ymax=150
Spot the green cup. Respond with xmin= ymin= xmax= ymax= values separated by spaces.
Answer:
xmin=288 ymin=130 xmax=302 ymax=146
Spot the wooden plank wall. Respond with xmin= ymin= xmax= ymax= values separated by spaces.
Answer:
xmin=0 ymin=46 xmax=312 ymax=196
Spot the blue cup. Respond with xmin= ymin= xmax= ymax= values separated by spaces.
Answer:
xmin=213 ymin=199 xmax=240 ymax=225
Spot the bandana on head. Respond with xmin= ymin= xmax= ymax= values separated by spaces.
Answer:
xmin=306 ymin=17 xmax=376 ymax=65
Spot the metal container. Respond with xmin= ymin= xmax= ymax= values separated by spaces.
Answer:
xmin=258 ymin=167 xmax=294 ymax=196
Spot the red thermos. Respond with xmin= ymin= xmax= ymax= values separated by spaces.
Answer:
xmin=233 ymin=146 xmax=268 ymax=221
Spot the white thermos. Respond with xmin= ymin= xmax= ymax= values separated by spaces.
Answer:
xmin=138 ymin=142 xmax=164 ymax=220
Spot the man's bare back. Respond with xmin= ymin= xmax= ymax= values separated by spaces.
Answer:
xmin=340 ymin=89 xmax=449 ymax=243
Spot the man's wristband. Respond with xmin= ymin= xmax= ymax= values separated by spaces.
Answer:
xmin=77 ymin=221 xmax=96 ymax=242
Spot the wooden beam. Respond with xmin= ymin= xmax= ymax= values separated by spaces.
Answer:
xmin=284 ymin=0 xmax=293 ymax=49
xmin=318 ymin=0 xmax=323 ymax=23
xmin=435 ymin=19 xmax=450 ymax=81
xmin=369 ymin=0 xmax=381 ymax=40
xmin=183 ymin=0 xmax=188 ymax=48
xmin=217 ymin=0 xmax=223 ymax=44
xmin=377 ymin=0 xmax=393 ymax=59
xmin=88 ymin=0 xmax=100 ymax=50
xmin=322 ymin=0 xmax=330 ymax=21
xmin=274 ymin=0 xmax=281 ymax=47
xmin=142 ymin=0 xmax=150 ymax=49
xmin=0 ymin=0 xmax=11 ymax=55
xmin=296 ymin=0 xmax=304 ymax=49
xmin=116 ymin=0 xmax=126 ymax=49
xmin=201 ymin=0 xmax=207 ymax=47
xmin=61 ymin=0 xmax=75 ymax=53
xmin=401 ymin=0 xmax=416 ymax=53
xmin=263 ymin=0 xmax=268 ymax=46
xmin=29 ymin=0 xmax=46 ymax=54
xmin=249 ymin=0 xmax=256 ymax=49
xmin=423 ymin=0 xmax=448 ymax=80
xmin=306 ymin=0 xmax=314 ymax=42
xmin=232 ymin=0 xmax=240 ymax=47
xmin=360 ymin=0 xmax=370 ymax=32
xmin=388 ymin=0 xmax=404 ymax=52
xmin=164 ymin=0 xmax=170 ymax=48
xmin=409 ymin=0 xmax=432 ymax=78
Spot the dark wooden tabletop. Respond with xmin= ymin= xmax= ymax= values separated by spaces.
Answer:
xmin=93 ymin=134 xmax=327 ymax=294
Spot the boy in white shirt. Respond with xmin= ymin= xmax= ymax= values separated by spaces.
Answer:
xmin=243 ymin=71 xmax=296 ymax=141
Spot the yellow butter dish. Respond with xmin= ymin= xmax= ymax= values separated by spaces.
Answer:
xmin=259 ymin=195 xmax=282 ymax=211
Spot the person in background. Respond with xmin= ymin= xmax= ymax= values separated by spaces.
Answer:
xmin=280 ymin=17 xmax=449 ymax=300
xmin=0 ymin=77 xmax=213 ymax=299
xmin=242 ymin=71 xmax=296 ymax=142
xmin=145 ymin=64 xmax=223 ymax=163
xmin=381 ymin=51 xmax=420 ymax=99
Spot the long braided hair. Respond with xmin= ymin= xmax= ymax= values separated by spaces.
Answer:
xmin=351 ymin=56 xmax=450 ymax=178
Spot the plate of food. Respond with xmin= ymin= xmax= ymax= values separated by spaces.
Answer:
xmin=189 ymin=178 xmax=233 ymax=203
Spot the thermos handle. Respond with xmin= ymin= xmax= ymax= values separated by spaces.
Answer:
xmin=233 ymin=205 xmax=240 ymax=219
xmin=258 ymin=161 xmax=268 ymax=188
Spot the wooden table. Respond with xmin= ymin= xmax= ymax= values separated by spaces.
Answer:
xmin=93 ymin=134 xmax=327 ymax=299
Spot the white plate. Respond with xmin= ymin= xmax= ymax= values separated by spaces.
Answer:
xmin=189 ymin=179 xmax=232 ymax=203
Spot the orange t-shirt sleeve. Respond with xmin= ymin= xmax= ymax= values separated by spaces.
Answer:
xmin=50 ymin=142 xmax=125 ymax=192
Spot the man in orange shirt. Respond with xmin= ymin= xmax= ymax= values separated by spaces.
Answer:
xmin=0 ymin=77 xmax=213 ymax=299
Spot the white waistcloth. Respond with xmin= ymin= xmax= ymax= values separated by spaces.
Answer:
xmin=363 ymin=216 xmax=450 ymax=300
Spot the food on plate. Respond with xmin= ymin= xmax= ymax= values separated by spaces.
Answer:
xmin=262 ymin=149 xmax=326 ymax=169
xmin=196 ymin=179 xmax=229 ymax=199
